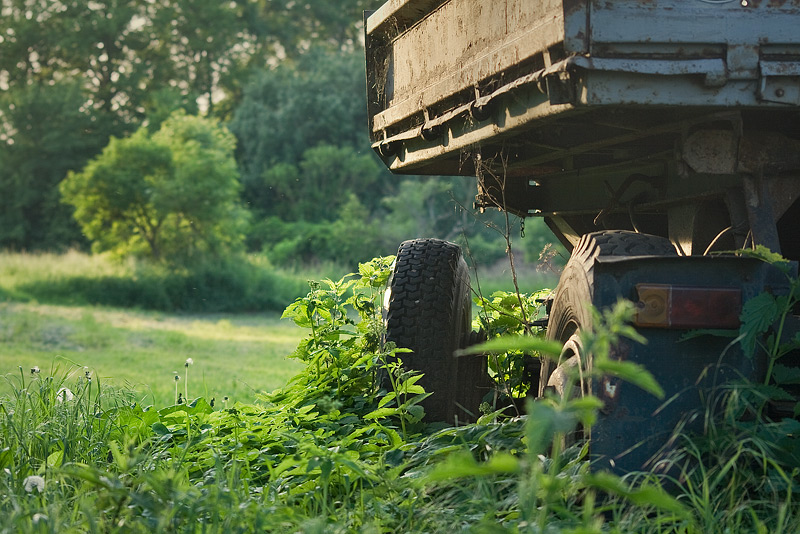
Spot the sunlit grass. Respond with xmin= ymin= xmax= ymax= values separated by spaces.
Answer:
xmin=0 ymin=302 xmax=304 ymax=407
xmin=1 ymin=253 xmax=799 ymax=532
xmin=0 ymin=249 xmax=552 ymax=409
xmin=0 ymin=249 xmax=125 ymax=300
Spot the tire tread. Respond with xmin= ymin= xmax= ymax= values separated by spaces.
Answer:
xmin=385 ymin=238 xmax=483 ymax=422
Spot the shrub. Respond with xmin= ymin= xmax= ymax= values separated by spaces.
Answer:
xmin=7 ymin=252 xmax=308 ymax=312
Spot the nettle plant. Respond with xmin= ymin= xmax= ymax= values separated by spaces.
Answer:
xmin=473 ymin=289 xmax=550 ymax=401
xmin=276 ymin=255 xmax=434 ymax=436
xmin=146 ymin=257 xmax=441 ymax=506
xmin=736 ymin=247 xmax=800 ymax=393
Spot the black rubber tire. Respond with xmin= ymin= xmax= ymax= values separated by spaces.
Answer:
xmin=542 ymin=231 xmax=677 ymax=398
xmin=385 ymin=238 xmax=486 ymax=423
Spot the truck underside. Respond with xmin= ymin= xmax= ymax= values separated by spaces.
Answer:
xmin=366 ymin=0 xmax=800 ymax=472
xmin=366 ymin=0 xmax=800 ymax=259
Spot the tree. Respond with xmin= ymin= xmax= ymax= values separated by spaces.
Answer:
xmin=60 ymin=112 xmax=248 ymax=264
xmin=0 ymin=80 xmax=106 ymax=250
xmin=245 ymin=144 xmax=390 ymax=264
xmin=0 ymin=0 xmax=179 ymax=250
xmin=258 ymin=144 xmax=386 ymax=222
xmin=0 ymin=0 xmax=382 ymax=251
xmin=231 ymin=47 xmax=375 ymax=190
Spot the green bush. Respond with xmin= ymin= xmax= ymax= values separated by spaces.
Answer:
xmin=3 ymin=255 xmax=800 ymax=532
xmin=8 ymin=254 xmax=308 ymax=313
xmin=157 ymin=259 xmax=308 ymax=312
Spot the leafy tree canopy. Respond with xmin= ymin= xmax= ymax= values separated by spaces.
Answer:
xmin=0 ymin=80 xmax=104 ymax=250
xmin=60 ymin=112 xmax=248 ymax=265
xmin=0 ymin=0 xmax=380 ymax=251
xmin=231 ymin=46 xmax=373 ymax=189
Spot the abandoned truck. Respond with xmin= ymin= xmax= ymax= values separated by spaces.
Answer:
xmin=364 ymin=0 xmax=800 ymax=472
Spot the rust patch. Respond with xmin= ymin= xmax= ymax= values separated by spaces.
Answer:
xmin=600 ymin=376 xmax=621 ymax=415
xmin=768 ymin=0 xmax=800 ymax=7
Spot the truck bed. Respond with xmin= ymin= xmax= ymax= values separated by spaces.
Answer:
xmin=365 ymin=0 xmax=800 ymax=180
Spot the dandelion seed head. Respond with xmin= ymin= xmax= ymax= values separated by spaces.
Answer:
xmin=56 ymin=387 xmax=74 ymax=403
xmin=185 ymin=358 xmax=193 ymax=366
xmin=23 ymin=475 xmax=45 ymax=493
xmin=174 ymin=375 xmax=180 ymax=381
xmin=30 ymin=366 xmax=40 ymax=375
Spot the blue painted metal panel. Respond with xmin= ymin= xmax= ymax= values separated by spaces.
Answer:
xmin=588 ymin=255 xmax=791 ymax=473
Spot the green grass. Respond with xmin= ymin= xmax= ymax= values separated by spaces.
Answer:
xmin=0 ymin=250 xmax=550 ymax=409
xmin=0 ymin=302 xmax=304 ymax=407
xmin=0 ymin=250 xmax=311 ymax=312
xmin=0 ymin=249 xmax=556 ymax=309
xmin=2 ymin=276 xmax=798 ymax=532
xmin=1 ymin=254 xmax=799 ymax=532
xmin=470 ymin=258 xmax=560 ymax=299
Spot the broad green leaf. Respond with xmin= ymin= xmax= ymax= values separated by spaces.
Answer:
xmin=383 ymin=448 xmax=405 ymax=467
xmin=47 ymin=449 xmax=64 ymax=468
xmin=739 ymin=292 xmax=780 ymax=359
xmin=425 ymin=451 xmax=520 ymax=482
xmin=363 ymin=407 xmax=399 ymax=420
xmin=751 ymin=383 xmax=795 ymax=402
xmin=773 ymin=363 xmax=800 ymax=385
xmin=736 ymin=245 xmax=792 ymax=274
xmin=319 ymin=458 xmax=333 ymax=480
xmin=428 ymin=444 xmax=466 ymax=457
xmin=380 ymin=426 xmax=404 ymax=448
xmin=402 ymin=384 xmax=425 ymax=395
xmin=405 ymin=404 xmax=425 ymax=423
xmin=336 ymin=456 xmax=375 ymax=480
xmin=151 ymin=422 xmax=171 ymax=436
xmin=525 ymin=401 xmax=560 ymax=456
xmin=585 ymin=472 xmax=689 ymax=516
xmin=297 ymin=404 xmax=317 ymax=415
xmin=456 ymin=336 xmax=562 ymax=357
xmin=594 ymin=359 xmax=664 ymax=399
xmin=378 ymin=391 xmax=397 ymax=408
xmin=567 ymin=396 xmax=605 ymax=418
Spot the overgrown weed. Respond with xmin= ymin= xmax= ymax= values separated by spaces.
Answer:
xmin=1 ymin=254 xmax=799 ymax=532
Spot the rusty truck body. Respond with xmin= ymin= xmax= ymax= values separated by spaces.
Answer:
xmin=366 ymin=0 xmax=800 ymax=472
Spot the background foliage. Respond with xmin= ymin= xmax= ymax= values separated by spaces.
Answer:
xmin=2 ymin=257 xmax=798 ymax=533
xmin=0 ymin=0 xmax=564 ymax=276
xmin=60 ymin=112 xmax=248 ymax=264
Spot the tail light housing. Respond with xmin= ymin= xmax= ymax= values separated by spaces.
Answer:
xmin=635 ymin=283 xmax=741 ymax=329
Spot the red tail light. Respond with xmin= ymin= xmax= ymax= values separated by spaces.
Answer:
xmin=635 ymin=284 xmax=741 ymax=329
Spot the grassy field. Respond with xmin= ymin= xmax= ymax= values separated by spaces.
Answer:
xmin=0 ymin=250 xmax=551 ymax=408
xmin=1 ymin=251 xmax=799 ymax=532
xmin=0 ymin=302 xmax=304 ymax=407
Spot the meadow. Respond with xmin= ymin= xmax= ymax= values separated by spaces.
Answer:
xmin=0 ymin=250 xmax=553 ymax=406
xmin=1 ymin=251 xmax=798 ymax=533
xmin=0 ymin=302 xmax=303 ymax=407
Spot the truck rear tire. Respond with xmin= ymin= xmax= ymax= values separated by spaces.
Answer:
xmin=384 ymin=238 xmax=486 ymax=423
xmin=543 ymin=231 xmax=678 ymax=398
